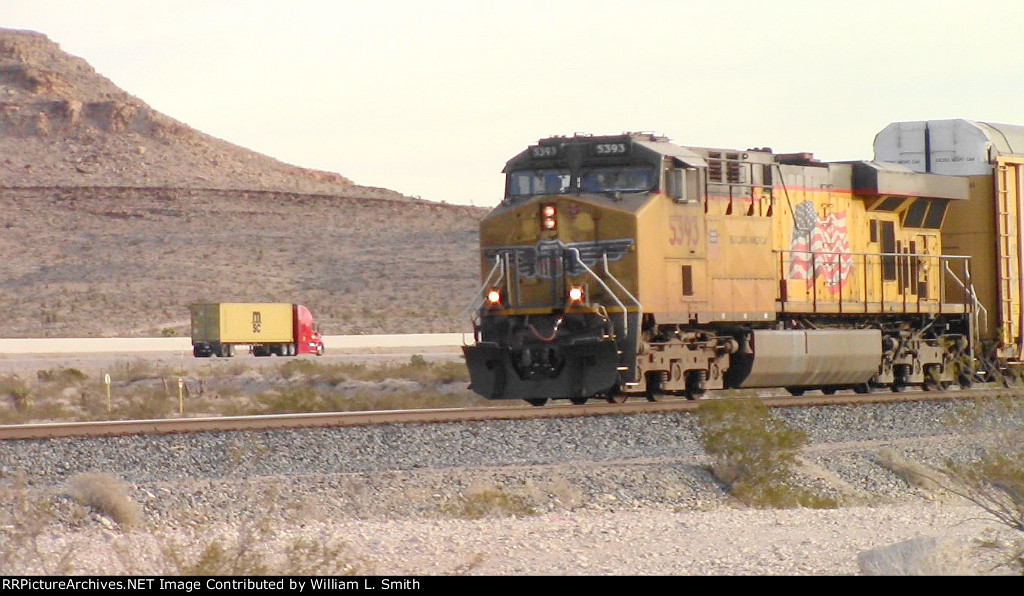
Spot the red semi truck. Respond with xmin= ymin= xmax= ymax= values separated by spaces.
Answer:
xmin=189 ymin=302 xmax=325 ymax=358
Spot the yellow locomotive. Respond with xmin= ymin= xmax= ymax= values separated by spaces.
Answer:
xmin=463 ymin=119 xmax=1024 ymax=405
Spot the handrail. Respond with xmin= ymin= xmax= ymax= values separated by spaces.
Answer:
xmin=602 ymin=252 xmax=642 ymax=334
xmin=945 ymin=259 xmax=987 ymax=344
xmin=567 ymin=248 xmax=630 ymax=339
xmin=775 ymin=248 xmax=973 ymax=314
xmin=777 ymin=249 xmax=973 ymax=261
xmin=461 ymin=255 xmax=505 ymax=340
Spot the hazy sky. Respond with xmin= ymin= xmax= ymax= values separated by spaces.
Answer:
xmin=8 ymin=1 xmax=1024 ymax=207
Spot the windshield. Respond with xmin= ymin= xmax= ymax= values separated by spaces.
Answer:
xmin=581 ymin=166 xmax=655 ymax=193
xmin=508 ymin=169 xmax=572 ymax=197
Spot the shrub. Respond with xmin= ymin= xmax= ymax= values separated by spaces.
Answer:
xmin=161 ymin=526 xmax=270 ymax=576
xmin=441 ymin=486 xmax=536 ymax=519
xmin=695 ymin=398 xmax=838 ymax=509
xmin=876 ymin=448 xmax=942 ymax=490
xmin=36 ymin=367 xmax=87 ymax=384
xmin=66 ymin=472 xmax=143 ymax=527
xmin=927 ymin=396 xmax=1024 ymax=573
xmin=278 ymin=359 xmax=320 ymax=380
xmin=161 ymin=530 xmax=364 ymax=576
xmin=0 ymin=375 xmax=33 ymax=412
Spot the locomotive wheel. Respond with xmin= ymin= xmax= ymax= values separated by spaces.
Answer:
xmin=684 ymin=371 xmax=706 ymax=400
xmin=606 ymin=394 xmax=628 ymax=404
xmin=569 ymin=397 xmax=588 ymax=405
xmin=892 ymin=366 xmax=910 ymax=392
xmin=853 ymin=383 xmax=873 ymax=394
xmin=785 ymin=387 xmax=805 ymax=396
xmin=644 ymin=372 xmax=662 ymax=402
xmin=525 ymin=399 xmax=548 ymax=407
xmin=821 ymin=387 xmax=837 ymax=395
xmin=923 ymin=366 xmax=942 ymax=392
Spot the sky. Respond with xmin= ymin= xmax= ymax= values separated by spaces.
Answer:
xmin=7 ymin=1 xmax=1024 ymax=207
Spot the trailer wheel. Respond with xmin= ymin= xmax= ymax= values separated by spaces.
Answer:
xmin=316 ymin=344 xmax=324 ymax=356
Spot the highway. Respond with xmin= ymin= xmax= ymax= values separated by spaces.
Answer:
xmin=0 ymin=333 xmax=468 ymax=375
xmin=0 ymin=333 xmax=467 ymax=354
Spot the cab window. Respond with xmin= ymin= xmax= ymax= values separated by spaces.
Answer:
xmin=508 ymin=169 xmax=571 ymax=197
xmin=580 ymin=166 xmax=655 ymax=193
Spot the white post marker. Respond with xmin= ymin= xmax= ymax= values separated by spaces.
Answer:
xmin=178 ymin=378 xmax=184 ymax=416
xmin=104 ymin=373 xmax=111 ymax=413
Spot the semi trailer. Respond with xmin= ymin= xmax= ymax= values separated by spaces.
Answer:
xmin=189 ymin=302 xmax=325 ymax=358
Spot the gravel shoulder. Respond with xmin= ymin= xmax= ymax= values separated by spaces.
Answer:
xmin=13 ymin=472 xmax=1016 ymax=576
xmin=3 ymin=400 xmax=1022 ymax=576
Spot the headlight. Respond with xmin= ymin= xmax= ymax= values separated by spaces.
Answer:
xmin=541 ymin=204 xmax=557 ymax=230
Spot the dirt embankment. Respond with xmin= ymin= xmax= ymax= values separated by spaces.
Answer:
xmin=0 ymin=28 xmax=488 ymax=339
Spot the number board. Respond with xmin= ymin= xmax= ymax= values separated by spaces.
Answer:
xmin=591 ymin=141 xmax=630 ymax=157
xmin=529 ymin=145 xmax=560 ymax=159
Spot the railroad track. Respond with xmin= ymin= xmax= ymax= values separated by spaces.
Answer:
xmin=0 ymin=386 xmax=1000 ymax=441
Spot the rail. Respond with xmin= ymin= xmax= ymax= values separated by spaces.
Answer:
xmin=0 ymin=388 xmax=993 ymax=441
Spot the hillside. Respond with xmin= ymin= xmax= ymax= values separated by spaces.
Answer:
xmin=0 ymin=29 xmax=487 ymax=338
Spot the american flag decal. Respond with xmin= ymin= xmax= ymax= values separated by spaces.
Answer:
xmin=788 ymin=201 xmax=853 ymax=293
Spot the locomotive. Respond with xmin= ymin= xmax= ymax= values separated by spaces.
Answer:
xmin=463 ymin=119 xmax=1024 ymax=405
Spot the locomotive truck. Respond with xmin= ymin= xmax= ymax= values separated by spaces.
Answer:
xmin=463 ymin=118 xmax=1024 ymax=405
xmin=189 ymin=302 xmax=325 ymax=358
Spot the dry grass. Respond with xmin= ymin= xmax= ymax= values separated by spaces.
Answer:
xmin=156 ymin=525 xmax=365 ymax=576
xmin=875 ymin=448 xmax=944 ymax=490
xmin=858 ymin=536 xmax=979 ymax=575
xmin=440 ymin=484 xmax=538 ymax=519
xmin=67 ymin=472 xmax=143 ymax=527
xmin=0 ymin=356 xmax=488 ymax=424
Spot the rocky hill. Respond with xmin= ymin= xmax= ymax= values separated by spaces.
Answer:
xmin=0 ymin=28 xmax=487 ymax=338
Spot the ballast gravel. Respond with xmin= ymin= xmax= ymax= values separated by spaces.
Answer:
xmin=1 ymin=399 xmax=1021 ymax=575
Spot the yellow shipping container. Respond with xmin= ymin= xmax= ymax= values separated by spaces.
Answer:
xmin=190 ymin=303 xmax=294 ymax=344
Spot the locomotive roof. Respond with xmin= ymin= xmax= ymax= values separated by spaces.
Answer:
xmin=504 ymin=132 xmax=712 ymax=172
xmin=851 ymin=160 xmax=969 ymax=201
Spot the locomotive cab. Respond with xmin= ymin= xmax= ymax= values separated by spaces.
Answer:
xmin=465 ymin=133 xmax=719 ymax=403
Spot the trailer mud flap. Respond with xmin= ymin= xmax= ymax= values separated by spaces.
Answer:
xmin=463 ymin=341 xmax=620 ymax=401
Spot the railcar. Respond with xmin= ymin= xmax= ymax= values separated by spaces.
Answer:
xmin=463 ymin=119 xmax=1024 ymax=405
